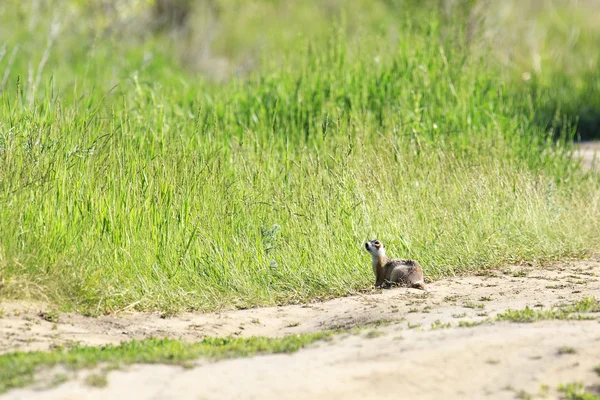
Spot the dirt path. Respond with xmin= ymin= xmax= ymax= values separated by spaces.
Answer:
xmin=6 ymin=321 xmax=599 ymax=400
xmin=1 ymin=260 xmax=599 ymax=354
xmin=574 ymin=141 xmax=600 ymax=171
xmin=2 ymin=259 xmax=600 ymax=399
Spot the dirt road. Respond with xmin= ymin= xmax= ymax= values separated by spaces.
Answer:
xmin=2 ymin=259 xmax=600 ymax=400
xmin=574 ymin=141 xmax=600 ymax=171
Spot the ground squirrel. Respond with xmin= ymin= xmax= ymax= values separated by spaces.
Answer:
xmin=364 ymin=239 xmax=428 ymax=292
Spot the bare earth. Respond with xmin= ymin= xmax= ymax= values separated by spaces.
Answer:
xmin=574 ymin=141 xmax=600 ymax=171
xmin=2 ymin=258 xmax=600 ymax=400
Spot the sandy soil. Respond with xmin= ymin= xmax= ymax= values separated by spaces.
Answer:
xmin=2 ymin=258 xmax=600 ymax=400
xmin=574 ymin=141 xmax=600 ymax=171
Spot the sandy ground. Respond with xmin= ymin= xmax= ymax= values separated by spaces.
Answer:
xmin=2 ymin=258 xmax=600 ymax=400
xmin=574 ymin=141 xmax=600 ymax=171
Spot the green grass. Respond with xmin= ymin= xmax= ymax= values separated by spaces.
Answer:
xmin=458 ymin=320 xmax=488 ymax=328
xmin=464 ymin=301 xmax=485 ymax=310
xmin=364 ymin=330 xmax=384 ymax=339
xmin=558 ymin=382 xmax=600 ymax=400
xmin=496 ymin=297 xmax=600 ymax=323
xmin=515 ymin=390 xmax=533 ymax=400
xmin=0 ymin=0 xmax=599 ymax=313
xmin=38 ymin=310 xmax=59 ymax=323
xmin=557 ymin=346 xmax=577 ymax=355
xmin=84 ymin=373 xmax=108 ymax=388
xmin=430 ymin=319 xmax=452 ymax=330
xmin=0 ymin=332 xmax=332 ymax=394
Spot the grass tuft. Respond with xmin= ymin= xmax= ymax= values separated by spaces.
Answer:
xmin=557 ymin=346 xmax=577 ymax=355
xmin=464 ymin=301 xmax=485 ymax=310
xmin=84 ymin=373 xmax=108 ymax=388
xmin=496 ymin=298 xmax=600 ymax=323
xmin=38 ymin=310 xmax=59 ymax=323
xmin=558 ymin=382 xmax=600 ymax=400
xmin=457 ymin=320 xmax=488 ymax=328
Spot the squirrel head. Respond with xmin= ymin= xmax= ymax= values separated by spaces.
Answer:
xmin=365 ymin=239 xmax=386 ymax=258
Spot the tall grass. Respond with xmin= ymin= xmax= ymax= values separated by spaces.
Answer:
xmin=0 ymin=0 xmax=599 ymax=313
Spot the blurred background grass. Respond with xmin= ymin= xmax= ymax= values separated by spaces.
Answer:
xmin=0 ymin=0 xmax=599 ymax=313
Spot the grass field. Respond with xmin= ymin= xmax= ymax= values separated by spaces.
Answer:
xmin=0 ymin=0 xmax=599 ymax=314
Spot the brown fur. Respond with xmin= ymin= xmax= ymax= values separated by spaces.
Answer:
xmin=366 ymin=240 xmax=427 ymax=292
xmin=375 ymin=256 xmax=425 ymax=289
